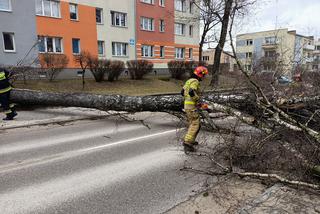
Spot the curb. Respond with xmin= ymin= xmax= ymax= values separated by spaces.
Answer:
xmin=0 ymin=115 xmax=109 ymax=131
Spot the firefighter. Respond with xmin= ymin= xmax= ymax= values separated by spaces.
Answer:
xmin=181 ymin=66 xmax=208 ymax=152
xmin=0 ymin=68 xmax=17 ymax=120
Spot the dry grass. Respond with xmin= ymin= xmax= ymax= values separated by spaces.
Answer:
xmin=14 ymin=75 xmax=239 ymax=96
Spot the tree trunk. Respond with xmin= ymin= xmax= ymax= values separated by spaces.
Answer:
xmin=11 ymin=89 xmax=319 ymax=114
xmin=211 ymin=0 xmax=233 ymax=86
xmin=11 ymin=89 xmax=183 ymax=113
xmin=199 ymin=25 xmax=209 ymax=62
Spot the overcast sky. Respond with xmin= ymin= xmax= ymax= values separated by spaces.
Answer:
xmin=239 ymin=0 xmax=320 ymax=38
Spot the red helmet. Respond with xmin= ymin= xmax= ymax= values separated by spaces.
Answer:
xmin=194 ymin=66 xmax=208 ymax=78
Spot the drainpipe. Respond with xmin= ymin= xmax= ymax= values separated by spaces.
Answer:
xmin=134 ymin=0 xmax=137 ymax=60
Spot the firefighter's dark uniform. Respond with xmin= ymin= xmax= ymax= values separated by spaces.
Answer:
xmin=0 ymin=69 xmax=16 ymax=120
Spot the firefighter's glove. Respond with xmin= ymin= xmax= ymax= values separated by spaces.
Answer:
xmin=197 ymin=103 xmax=209 ymax=111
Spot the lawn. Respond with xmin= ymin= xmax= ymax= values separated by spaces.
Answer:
xmin=14 ymin=75 xmax=240 ymax=96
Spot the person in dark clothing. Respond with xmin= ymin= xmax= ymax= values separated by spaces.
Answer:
xmin=0 ymin=68 xmax=17 ymax=120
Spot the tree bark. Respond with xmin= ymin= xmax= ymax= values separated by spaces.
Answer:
xmin=211 ymin=0 xmax=233 ymax=86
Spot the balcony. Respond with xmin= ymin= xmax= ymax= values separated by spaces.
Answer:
xmin=305 ymin=57 xmax=314 ymax=63
xmin=262 ymin=42 xmax=278 ymax=49
xmin=304 ymin=44 xmax=315 ymax=50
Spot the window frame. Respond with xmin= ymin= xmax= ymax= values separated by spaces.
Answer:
xmin=245 ymin=52 xmax=252 ymax=58
xmin=111 ymin=11 xmax=127 ymax=27
xmin=246 ymin=39 xmax=253 ymax=46
xmin=69 ymin=3 xmax=78 ymax=20
xmin=38 ymin=36 xmax=63 ymax=53
xmin=72 ymin=38 xmax=81 ymax=55
xmin=175 ymin=0 xmax=186 ymax=12
xmin=159 ymin=0 xmax=165 ymax=7
xmin=175 ymin=47 xmax=185 ymax=59
xmin=140 ymin=17 xmax=154 ymax=31
xmin=112 ymin=42 xmax=128 ymax=57
xmin=160 ymin=46 xmax=165 ymax=58
xmin=140 ymin=0 xmax=154 ymax=4
xmin=189 ymin=1 xmax=193 ymax=13
xmin=189 ymin=25 xmax=193 ymax=37
xmin=175 ymin=23 xmax=185 ymax=35
xmin=141 ymin=45 xmax=154 ymax=58
xmin=159 ymin=19 xmax=165 ymax=32
xmin=0 ymin=0 xmax=12 ymax=12
xmin=98 ymin=40 xmax=105 ymax=56
xmin=36 ymin=0 xmax=61 ymax=18
xmin=96 ymin=8 xmax=103 ymax=24
xmin=188 ymin=48 xmax=193 ymax=59
xmin=2 ymin=32 xmax=15 ymax=52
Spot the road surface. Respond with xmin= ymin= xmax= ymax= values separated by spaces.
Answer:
xmin=0 ymin=112 xmax=211 ymax=214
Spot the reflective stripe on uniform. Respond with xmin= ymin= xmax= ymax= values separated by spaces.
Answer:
xmin=183 ymin=78 xmax=199 ymax=108
xmin=0 ymin=86 xmax=11 ymax=94
xmin=0 ymin=72 xmax=6 ymax=81
xmin=4 ymin=109 xmax=12 ymax=114
xmin=184 ymin=101 xmax=196 ymax=105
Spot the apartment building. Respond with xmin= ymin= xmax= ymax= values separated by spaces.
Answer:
xmin=202 ymin=48 xmax=235 ymax=72
xmin=174 ymin=0 xmax=200 ymax=64
xmin=236 ymin=28 xmax=314 ymax=76
xmin=36 ymin=0 xmax=98 ymax=68
xmin=0 ymin=0 xmax=38 ymax=67
xmin=313 ymin=39 xmax=320 ymax=71
xmin=0 ymin=0 xmax=200 ymax=77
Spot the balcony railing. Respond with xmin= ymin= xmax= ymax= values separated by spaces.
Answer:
xmin=304 ymin=44 xmax=315 ymax=50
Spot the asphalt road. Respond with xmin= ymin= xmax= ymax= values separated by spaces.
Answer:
xmin=0 ymin=112 xmax=210 ymax=214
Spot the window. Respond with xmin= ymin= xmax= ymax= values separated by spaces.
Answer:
xmin=245 ymin=64 xmax=252 ymax=71
xmin=0 ymin=0 xmax=11 ymax=11
xmin=265 ymin=50 xmax=276 ymax=57
xmin=202 ymin=56 xmax=209 ymax=61
xmin=2 ymin=33 xmax=15 ymax=52
xmin=265 ymin=36 xmax=277 ymax=45
xmin=69 ymin=3 xmax=78 ymax=20
xmin=245 ymin=52 xmax=252 ymax=58
xmin=160 ymin=46 xmax=165 ymax=58
xmin=112 ymin=42 xmax=128 ymax=56
xmin=141 ymin=0 xmax=154 ymax=4
xmin=159 ymin=20 xmax=165 ymax=32
xmin=141 ymin=45 xmax=154 ymax=57
xmin=189 ymin=1 xmax=193 ymax=13
xmin=141 ymin=17 xmax=154 ymax=31
xmin=175 ymin=23 xmax=185 ymax=35
xmin=159 ymin=0 xmax=165 ymax=7
xmin=189 ymin=48 xmax=193 ymax=59
xmin=98 ymin=41 xmax=105 ymax=56
xmin=111 ymin=11 xmax=127 ymax=27
xmin=246 ymin=39 xmax=253 ymax=46
xmin=189 ymin=25 xmax=193 ymax=37
xmin=38 ymin=36 xmax=62 ymax=53
xmin=36 ymin=0 xmax=60 ymax=18
xmin=72 ymin=38 xmax=80 ymax=54
xmin=313 ymin=65 xmax=319 ymax=70
xmin=316 ymin=46 xmax=320 ymax=51
xmin=175 ymin=0 xmax=186 ymax=12
xmin=175 ymin=48 xmax=185 ymax=59
xmin=96 ymin=8 xmax=103 ymax=24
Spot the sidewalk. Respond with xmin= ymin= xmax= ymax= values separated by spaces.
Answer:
xmin=166 ymin=176 xmax=320 ymax=214
xmin=0 ymin=107 xmax=110 ymax=130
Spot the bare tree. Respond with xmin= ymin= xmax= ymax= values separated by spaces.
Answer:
xmin=74 ymin=51 xmax=92 ymax=89
xmin=39 ymin=53 xmax=69 ymax=82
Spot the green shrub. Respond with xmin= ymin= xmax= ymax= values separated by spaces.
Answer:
xmin=126 ymin=60 xmax=153 ymax=80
